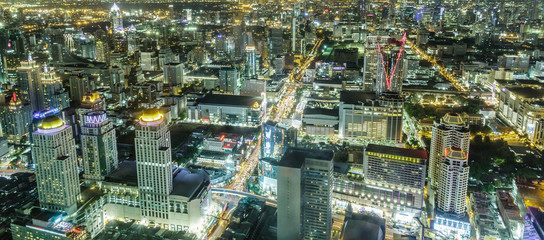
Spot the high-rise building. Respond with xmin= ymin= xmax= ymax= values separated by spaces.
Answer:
xmin=77 ymin=92 xmax=105 ymax=121
xmin=69 ymin=72 xmax=94 ymax=106
xmin=110 ymin=3 xmax=123 ymax=35
xmin=16 ymin=59 xmax=40 ymax=112
xmin=245 ymin=45 xmax=256 ymax=78
xmin=338 ymin=91 xmax=403 ymax=142
xmin=218 ymin=68 xmax=238 ymax=94
xmin=81 ymin=111 xmax=118 ymax=181
xmin=436 ymin=146 xmax=470 ymax=216
xmin=127 ymin=24 xmax=139 ymax=53
xmin=0 ymin=92 xmax=32 ymax=143
xmin=95 ymin=40 xmax=108 ymax=63
xmin=277 ymin=147 xmax=334 ymax=240
xmin=0 ymin=23 xmax=7 ymax=85
xmin=259 ymin=121 xmax=297 ymax=195
xmin=135 ymin=109 xmax=172 ymax=222
xmin=163 ymin=63 xmax=184 ymax=86
xmin=429 ymin=113 xmax=470 ymax=188
xmin=140 ymin=52 xmax=157 ymax=71
xmin=268 ymin=28 xmax=283 ymax=57
xmin=375 ymin=34 xmax=406 ymax=96
xmin=364 ymin=144 xmax=427 ymax=211
xmin=261 ymin=120 xmax=297 ymax=161
xmin=32 ymin=116 xmax=80 ymax=214
xmin=39 ymin=69 xmax=70 ymax=111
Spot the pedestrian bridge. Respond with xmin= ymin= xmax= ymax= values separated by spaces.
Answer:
xmin=211 ymin=188 xmax=277 ymax=206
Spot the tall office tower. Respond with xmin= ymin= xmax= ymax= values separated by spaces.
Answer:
xmin=277 ymin=148 xmax=334 ymax=240
xmin=32 ymin=116 xmax=79 ymax=214
xmin=275 ymin=55 xmax=285 ymax=75
xmin=0 ymin=93 xmax=32 ymax=143
xmin=339 ymin=91 xmax=404 ymax=142
xmin=219 ymin=68 xmax=238 ymax=94
xmin=261 ymin=120 xmax=298 ymax=160
xmin=110 ymin=66 xmax=125 ymax=94
xmin=69 ymin=72 xmax=94 ymax=106
xmin=375 ymin=33 xmax=406 ymax=96
xmin=429 ymin=113 xmax=470 ymax=188
xmin=259 ymin=121 xmax=297 ymax=195
xmin=77 ymin=92 xmax=105 ymax=125
xmin=291 ymin=17 xmax=296 ymax=53
xmin=245 ymin=45 xmax=257 ymax=79
xmin=76 ymin=36 xmax=96 ymax=60
xmin=136 ymin=109 xmax=172 ymax=222
xmin=363 ymin=35 xmax=389 ymax=91
xmin=39 ymin=69 xmax=70 ymax=111
xmin=81 ymin=111 xmax=118 ymax=181
xmin=110 ymin=3 xmax=123 ymax=35
xmin=364 ymin=144 xmax=427 ymax=210
xmin=17 ymin=58 xmax=41 ymax=112
xmin=163 ymin=63 xmax=183 ymax=86
xmin=127 ymin=24 xmax=139 ymax=54
xmin=158 ymin=46 xmax=174 ymax=70
xmin=268 ymin=28 xmax=283 ymax=57
xmin=95 ymin=40 xmax=108 ymax=63
xmin=0 ymin=23 xmax=7 ymax=85
xmin=436 ymin=146 xmax=470 ymax=216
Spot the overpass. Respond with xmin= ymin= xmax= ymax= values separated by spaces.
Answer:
xmin=211 ymin=188 xmax=277 ymax=206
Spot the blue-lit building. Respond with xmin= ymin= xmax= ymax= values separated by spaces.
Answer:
xmin=258 ymin=120 xmax=297 ymax=196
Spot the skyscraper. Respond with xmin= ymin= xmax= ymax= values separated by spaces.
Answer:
xmin=429 ymin=113 xmax=470 ymax=188
xmin=375 ymin=34 xmax=406 ymax=96
xmin=127 ymin=24 xmax=139 ymax=53
xmin=39 ymin=68 xmax=70 ymax=111
xmin=219 ymin=68 xmax=238 ymax=94
xmin=277 ymin=147 xmax=334 ymax=240
xmin=0 ymin=92 xmax=32 ymax=143
xmin=16 ymin=58 xmax=40 ymax=112
xmin=163 ymin=62 xmax=184 ymax=86
xmin=261 ymin=120 xmax=297 ymax=160
xmin=245 ymin=45 xmax=256 ymax=78
xmin=81 ymin=111 xmax=118 ymax=181
xmin=110 ymin=3 xmax=123 ymax=35
xmin=437 ymin=146 xmax=470 ymax=216
xmin=364 ymin=144 xmax=428 ymax=211
xmin=135 ymin=109 xmax=172 ymax=222
xmin=69 ymin=72 xmax=94 ymax=106
xmin=32 ymin=116 xmax=80 ymax=214
xmin=0 ymin=23 xmax=7 ymax=85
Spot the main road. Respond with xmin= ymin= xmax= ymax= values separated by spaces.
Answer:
xmin=207 ymin=38 xmax=324 ymax=239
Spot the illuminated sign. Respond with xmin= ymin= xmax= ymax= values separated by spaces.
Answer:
xmin=84 ymin=113 xmax=108 ymax=124
xmin=33 ymin=108 xmax=60 ymax=119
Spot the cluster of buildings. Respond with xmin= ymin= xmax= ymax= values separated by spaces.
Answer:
xmin=10 ymin=108 xmax=211 ymax=239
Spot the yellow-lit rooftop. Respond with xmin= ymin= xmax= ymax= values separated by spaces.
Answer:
xmin=82 ymin=92 xmax=101 ymax=103
xmin=139 ymin=109 xmax=164 ymax=122
xmin=39 ymin=116 xmax=65 ymax=130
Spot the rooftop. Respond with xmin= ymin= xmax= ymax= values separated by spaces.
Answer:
xmin=366 ymin=144 xmax=428 ymax=160
xmin=507 ymin=87 xmax=544 ymax=100
xmin=171 ymin=168 xmax=210 ymax=200
xmin=105 ymin=161 xmax=210 ymax=200
xmin=279 ymin=147 xmax=334 ymax=168
xmin=196 ymin=94 xmax=263 ymax=108
xmin=340 ymin=90 xmax=376 ymax=105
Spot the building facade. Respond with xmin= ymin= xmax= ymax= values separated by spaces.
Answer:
xmin=135 ymin=109 xmax=173 ymax=224
xmin=32 ymin=116 xmax=80 ymax=214
xmin=429 ymin=113 xmax=470 ymax=188
xmin=437 ymin=146 xmax=470 ymax=216
xmin=277 ymin=148 xmax=334 ymax=240
xmin=81 ymin=111 xmax=118 ymax=181
xmin=339 ymin=91 xmax=403 ymax=142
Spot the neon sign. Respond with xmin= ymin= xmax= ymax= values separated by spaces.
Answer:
xmin=33 ymin=108 xmax=60 ymax=119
